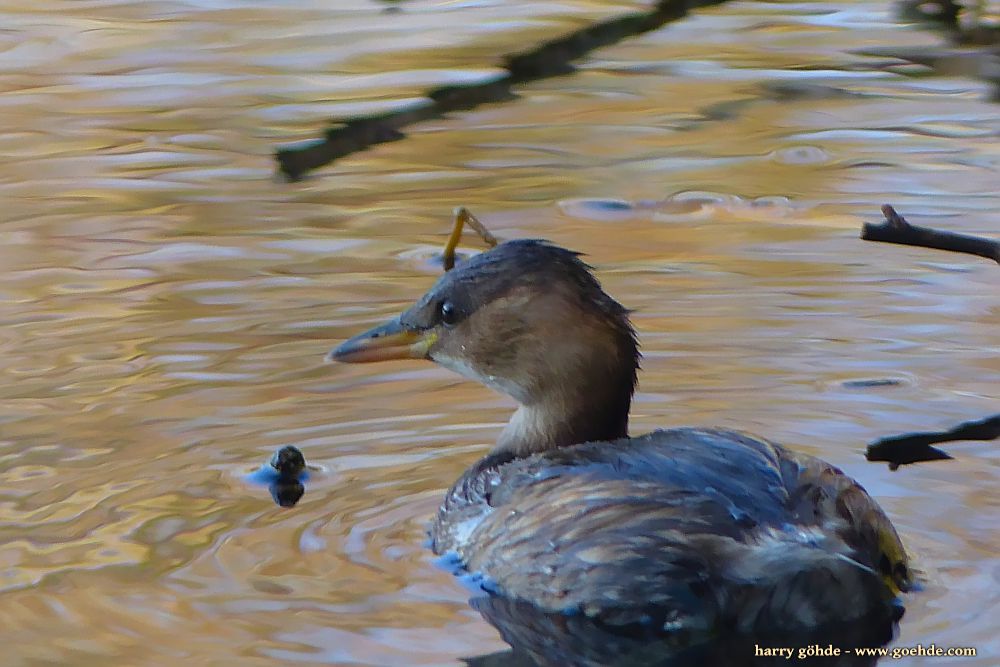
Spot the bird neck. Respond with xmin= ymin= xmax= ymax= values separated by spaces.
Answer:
xmin=493 ymin=365 xmax=634 ymax=458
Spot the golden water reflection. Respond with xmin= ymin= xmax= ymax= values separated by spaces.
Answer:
xmin=0 ymin=1 xmax=997 ymax=665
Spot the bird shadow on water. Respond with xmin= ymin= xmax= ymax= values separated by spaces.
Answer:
xmin=462 ymin=595 xmax=901 ymax=667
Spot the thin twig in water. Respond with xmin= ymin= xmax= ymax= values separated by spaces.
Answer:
xmin=867 ymin=414 xmax=1000 ymax=470
xmin=861 ymin=205 xmax=999 ymax=263
xmin=442 ymin=207 xmax=499 ymax=271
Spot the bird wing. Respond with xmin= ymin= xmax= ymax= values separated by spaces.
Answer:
xmin=434 ymin=428 xmax=903 ymax=630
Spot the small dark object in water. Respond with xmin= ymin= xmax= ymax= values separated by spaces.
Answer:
xmin=270 ymin=479 xmax=305 ymax=507
xmin=271 ymin=445 xmax=306 ymax=478
xmin=245 ymin=446 xmax=309 ymax=507
xmin=841 ymin=378 xmax=903 ymax=389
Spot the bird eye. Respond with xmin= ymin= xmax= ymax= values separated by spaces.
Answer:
xmin=439 ymin=301 xmax=458 ymax=325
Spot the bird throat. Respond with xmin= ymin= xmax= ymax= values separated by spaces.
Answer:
xmin=494 ymin=379 xmax=632 ymax=458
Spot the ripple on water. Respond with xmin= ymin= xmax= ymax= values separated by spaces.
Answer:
xmin=558 ymin=197 xmax=637 ymax=221
xmin=769 ymin=145 xmax=831 ymax=165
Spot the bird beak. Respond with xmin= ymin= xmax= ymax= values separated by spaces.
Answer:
xmin=328 ymin=318 xmax=437 ymax=363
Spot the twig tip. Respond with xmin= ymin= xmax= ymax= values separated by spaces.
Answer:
xmin=881 ymin=204 xmax=907 ymax=229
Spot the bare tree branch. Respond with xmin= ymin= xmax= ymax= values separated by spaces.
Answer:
xmin=274 ymin=0 xmax=731 ymax=180
xmin=862 ymin=205 xmax=999 ymax=263
xmin=867 ymin=414 xmax=1000 ymax=470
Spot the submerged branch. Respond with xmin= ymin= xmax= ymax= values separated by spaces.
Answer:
xmin=862 ymin=205 xmax=1000 ymax=264
xmin=867 ymin=414 xmax=1000 ymax=470
xmin=275 ymin=0 xmax=729 ymax=180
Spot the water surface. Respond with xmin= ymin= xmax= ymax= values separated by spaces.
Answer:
xmin=0 ymin=1 xmax=997 ymax=665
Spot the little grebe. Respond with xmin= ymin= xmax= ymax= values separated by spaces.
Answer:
xmin=331 ymin=239 xmax=910 ymax=633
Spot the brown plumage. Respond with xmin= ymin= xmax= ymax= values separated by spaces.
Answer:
xmin=332 ymin=239 xmax=910 ymax=634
